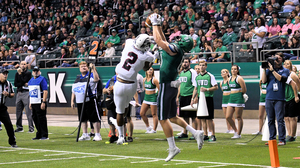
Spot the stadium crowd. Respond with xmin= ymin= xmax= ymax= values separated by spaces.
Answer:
xmin=0 ymin=0 xmax=295 ymax=69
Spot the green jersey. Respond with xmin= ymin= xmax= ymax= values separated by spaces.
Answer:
xmin=215 ymin=46 xmax=230 ymax=61
xmin=144 ymin=78 xmax=156 ymax=91
xmin=195 ymin=72 xmax=217 ymax=97
xmin=260 ymin=83 xmax=267 ymax=103
xmin=221 ymin=80 xmax=230 ymax=105
xmin=159 ymin=43 xmax=184 ymax=83
xmin=178 ymin=69 xmax=197 ymax=96
xmin=285 ymin=79 xmax=295 ymax=102
xmin=228 ymin=76 xmax=244 ymax=105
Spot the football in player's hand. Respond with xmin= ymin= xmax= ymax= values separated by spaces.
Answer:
xmin=145 ymin=13 xmax=159 ymax=28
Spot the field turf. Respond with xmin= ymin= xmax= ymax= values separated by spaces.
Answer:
xmin=0 ymin=126 xmax=299 ymax=168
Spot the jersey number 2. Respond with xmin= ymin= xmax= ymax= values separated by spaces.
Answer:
xmin=122 ymin=52 xmax=138 ymax=71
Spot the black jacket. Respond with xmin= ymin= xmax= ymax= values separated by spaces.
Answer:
xmin=14 ymin=69 xmax=31 ymax=92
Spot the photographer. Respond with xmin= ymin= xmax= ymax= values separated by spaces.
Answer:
xmin=261 ymin=52 xmax=294 ymax=146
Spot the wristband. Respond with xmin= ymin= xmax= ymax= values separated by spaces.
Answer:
xmin=42 ymin=101 xmax=47 ymax=103
xmin=271 ymin=70 xmax=274 ymax=72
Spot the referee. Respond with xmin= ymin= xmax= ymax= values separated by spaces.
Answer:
xmin=0 ymin=68 xmax=17 ymax=147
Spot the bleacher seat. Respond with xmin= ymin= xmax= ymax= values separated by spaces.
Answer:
xmin=112 ymin=57 xmax=120 ymax=65
xmin=227 ymin=45 xmax=233 ymax=51
xmin=233 ymin=27 xmax=240 ymax=34
xmin=280 ymin=18 xmax=287 ymax=25
xmin=244 ymin=52 xmax=255 ymax=62
xmin=232 ymin=21 xmax=242 ymax=27
xmin=115 ymin=51 xmax=122 ymax=56
xmin=103 ymin=58 xmax=111 ymax=66
xmin=202 ymin=23 xmax=210 ymax=29
xmin=31 ymin=40 xmax=40 ymax=45
xmin=274 ymin=41 xmax=281 ymax=48
xmin=264 ymin=42 xmax=274 ymax=49
xmin=234 ymin=45 xmax=242 ymax=51
xmin=33 ymin=45 xmax=39 ymax=51
xmin=278 ymin=12 xmax=290 ymax=18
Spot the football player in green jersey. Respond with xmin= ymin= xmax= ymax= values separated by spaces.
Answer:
xmin=149 ymin=13 xmax=204 ymax=162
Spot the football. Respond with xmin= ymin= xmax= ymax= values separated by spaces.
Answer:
xmin=145 ymin=13 xmax=159 ymax=28
xmin=145 ymin=15 xmax=152 ymax=28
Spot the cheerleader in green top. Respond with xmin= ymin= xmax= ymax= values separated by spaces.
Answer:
xmin=283 ymin=60 xmax=300 ymax=142
xmin=220 ymin=69 xmax=234 ymax=133
xmin=140 ymin=67 xmax=160 ymax=134
xmin=252 ymin=80 xmax=267 ymax=135
xmin=226 ymin=65 xmax=247 ymax=139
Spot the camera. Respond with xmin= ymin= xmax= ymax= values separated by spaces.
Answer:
xmin=261 ymin=57 xmax=278 ymax=69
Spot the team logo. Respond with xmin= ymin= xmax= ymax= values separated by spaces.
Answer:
xmin=73 ymin=85 xmax=85 ymax=94
xmin=229 ymin=84 xmax=236 ymax=87
xmin=197 ymin=80 xmax=208 ymax=86
xmin=29 ymin=89 xmax=38 ymax=98
xmin=179 ymin=77 xmax=187 ymax=82
xmin=145 ymin=84 xmax=152 ymax=88
xmin=222 ymin=86 xmax=228 ymax=90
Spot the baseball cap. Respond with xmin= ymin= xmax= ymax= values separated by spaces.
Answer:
xmin=113 ymin=14 xmax=117 ymax=17
xmin=33 ymin=66 xmax=40 ymax=71
xmin=0 ymin=68 xmax=8 ymax=74
xmin=127 ymin=29 xmax=132 ymax=32
xmin=261 ymin=2 xmax=266 ymax=5
xmin=99 ymin=15 xmax=104 ymax=18
xmin=112 ymin=29 xmax=117 ymax=32
xmin=221 ymin=26 xmax=226 ymax=29
xmin=28 ymin=46 xmax=34 ymax=51
xmin=212 ymin=32 xmax=217 ymax=35
xmin=280 ymin=35 xmax=287 ymax=39
xmin=210 ymin=16 xmax=216 ymax=19
xmin=23 ymin=45 xmax=28 ymax=48
xmin=240 ymin=26 xmax=247 ymax=30
xmin=227 ymin=24 xmax=232 ymax=28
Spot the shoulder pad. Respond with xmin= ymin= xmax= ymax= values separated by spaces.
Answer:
xmin=169 ymin=43 xmax=179 ymax=53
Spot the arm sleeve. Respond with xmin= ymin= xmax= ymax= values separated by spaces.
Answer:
xmin=210 ymin=74 xmax=218 ymax=86
xmin=191 ymin=69 xmax=198 ymax=87
xmin=40 ymin=78 xmax=48 ymax=91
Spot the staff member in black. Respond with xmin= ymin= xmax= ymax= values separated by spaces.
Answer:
xmin=0 ymin=68 xmax=18 ymax=147
xmin=14 ymin=61 xmax=34 ymax=133
xmin=28 ymin=66 xmax=49 ymax=140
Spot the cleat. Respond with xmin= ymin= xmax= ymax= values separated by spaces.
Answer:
xmin=203 ymin=135 xmax=209 ymax=141
xmin=28 ymin=129 xmax=34 ymax=133
xmin=148 ymin=129 xmax=156 ymax=134
xmin=89 ymin=132 xmax=95 ymax=137
xmin=175 ymin=133 xmax=188 ymax=139
xmin=194 ymin=130 xmax=204 ymax=150
xmin=278 ymin=141 xmax=286 ymax=146
xmin=78 ymin=135 xmax=91 ymax=141
xmin=109 ymin=135 xmax=118 ymax=143
xmin=14 ymin=128 xmax=24 ymax=132
xmin=127 ymin=137 xmax=133 ymax=142
xmin=208 ymin=135 xmax=216 ymax=142
xmin=231 ymin=132 xmax=241 ymax=139
xmin=165 ymin=147 xmax=181 ymax=162
xmin=93 ymin=135 xmax=102 ymax=141
xmin=11 ymin=144 xmax=18 ymax=148
xmin=116 ymin=137 xmax=125 ymax=145
xmin=40 ymin=137 xmax=49 ymax=140
xmin=177 ymin=130 xmax=184 ymax=136
xmin=145 ymin=126 xmax=153 ymax=133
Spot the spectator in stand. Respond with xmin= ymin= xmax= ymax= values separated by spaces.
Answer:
xmin=20 ymin=30 xmax=29 ymax=42
xmin=203 ymin=41 xmax=213 ymax=60
xmin=222 ymin=24 xmax=238 ymax=46
xmin=283 ymin=0 xmax=300 ymax=13
xmin=54 ymin=47 xmax=69 ymax=68
xmin=196 ymin=29 xmax=205 ymax=45
xmin=292 ymin=16 xmax=300 ymax=35
xmin=128 ymin=23 xmax=138 ymax=36
xmin=45 ymin=33 xmax=55 ymax=49
xmin=241 ymin=13 xmax=249 ymax=28
xmin=216 ymin=8 xmax=228 ymax=22
xmin=36 ymin=41 xmax=46 ymax=55
xmin=260 ymin=2 xmax=268 ymax=15
xmin=24 ymin=47 xmax=36 ymax=69
xmin=223 ymin=16 xmax=231 ymax=28
xmin=73 ymin=47 xmax=87 ymax=67
xmin=98 ymin=41 xmax=106 ymax=58
xmin=278 ymin=35 xmax=293 ymax=56
xmin=206 ymin=23 xmax=217 ymax=41
xmin=105 ymin=29 xmax=120 ymax=46
xmin=180 ymin=23 xmax=189 ymax=34
xmin=69 ymin=24 xmax=78 ymax=36
xmin=169 ymin=15 xmax=178 ymax=29
xmin=190 ymin=40 xmax=201 ymax=63
xmin=281 ymin=17 xmax=294 ymax=36
xmin=2 ymin=49 xmax=18 ymax=69
xmin=104 ymin=42 xmax=115 ymax=57
xmin=76 ymin=21 xmax=87 ymax=39
xmin=189 ymin=28 xmax=198 ymax=40
xmin=169 ymin=26 xmax=181 ymax=42
xmin=200 ymin=6 xmax=210 ymax=24
xmin=270 ymin=0 xmax=281 ymax=11
xmin=209 ymin=39 xmax=230 ymax=62
xmin=265 ymin=5 xmax=275 ymax=23
xmin=288 ymin=36 xmax=300 ymax=60
xmin=267 ymin=11 xmax=281 ymax=27
xmin=267 ymin=18 xmax=281 ymax=38
xmin=91 ymin=25 xmax=100 ymax=38
xmin=232 ymin=6 xmax=244 ymax=21
xmin=185 ymin=9 xmax=195 ymax=27
xmin=130 ymin=8 xmax=139 ymax=26
xmin=194 ymin=13 xmax=203 ymax=33
xmin=253 ymin=8 xmax=262 ymax=21
xmin=251 ymin=17 xmax=267 ymax=57
xmin=220 ymin=26 xmax=227 ymax=37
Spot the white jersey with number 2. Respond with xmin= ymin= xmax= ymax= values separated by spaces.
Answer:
xmin=115 ymin=39 xmax=154 ymax=81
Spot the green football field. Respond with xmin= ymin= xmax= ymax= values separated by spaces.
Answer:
xmin=0 ymin=126 xmax=299 ymax=168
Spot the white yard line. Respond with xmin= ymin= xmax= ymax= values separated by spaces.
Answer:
xmin=0 ymin=146 xmax=290 ymax=168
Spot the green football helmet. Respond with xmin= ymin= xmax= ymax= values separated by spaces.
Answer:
xmin=175 ymin=34 xmax=193 ymax=52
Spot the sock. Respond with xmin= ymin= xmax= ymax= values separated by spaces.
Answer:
xmin=186 ymin=125 xmax=196 ymax=135
xmin=83 ymin=133 xmax=89 ymax=136
xmin=167 ymin=137 xmax=176 ymax=149
xmin=117 ymin=125 xmax=124 ymax=138
xmin=95 ymin=133 xmax=100 ymax=137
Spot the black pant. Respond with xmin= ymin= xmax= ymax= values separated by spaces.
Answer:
xmin=0 ymin=105 xmax=16 ymax=145
xmin=32 ymin=104 xmax=48 ymax=138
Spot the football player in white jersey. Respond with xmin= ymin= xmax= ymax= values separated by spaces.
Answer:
xmin=113 ymin=34 xmax=155 ymax=145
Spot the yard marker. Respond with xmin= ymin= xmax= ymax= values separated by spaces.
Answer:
xmin=268 ymin=140 xmax=280 ymax=168
xmin=293 ymin=157 xmax=300 ymax=159
xmin=197 ymin=91 xmax=208 ymax=117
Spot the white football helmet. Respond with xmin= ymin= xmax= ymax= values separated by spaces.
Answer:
xmin=134 ymin=34 xmax=152 ymax=52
